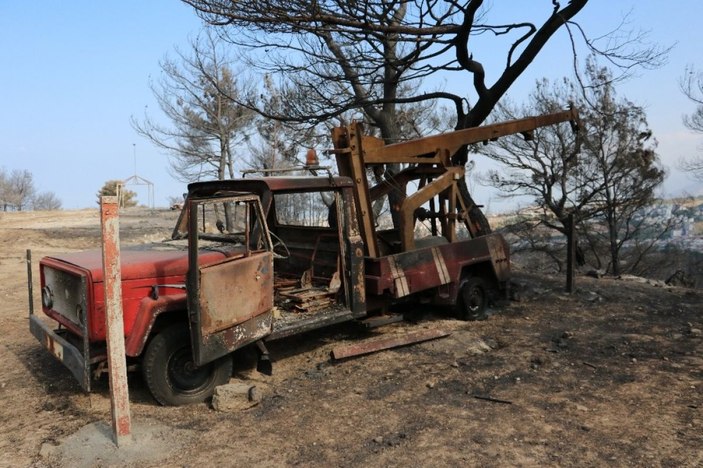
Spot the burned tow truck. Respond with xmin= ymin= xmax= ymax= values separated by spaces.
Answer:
xmin=29 ymin=109 xmax=579 ymax=405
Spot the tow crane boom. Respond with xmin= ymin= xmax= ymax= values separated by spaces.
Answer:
xmin=332 ymin=108 xmax=580 ymax=256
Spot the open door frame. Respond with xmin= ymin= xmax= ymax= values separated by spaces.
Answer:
xmin=186 ymin=195 xmax=274 ymax=366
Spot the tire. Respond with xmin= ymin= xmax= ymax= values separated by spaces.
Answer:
xmin=456 ymin=277 xmax=488 ymax=321
xmin=142 ymin=324 xmax=232 ymax=406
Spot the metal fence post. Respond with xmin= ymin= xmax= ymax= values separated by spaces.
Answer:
xmin=100 ymin=196 xmax=132 ymax=446
xmin=26 ymin=249 xmax=34 ymax=316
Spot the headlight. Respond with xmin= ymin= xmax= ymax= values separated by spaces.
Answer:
xmin=41 ymin=286 xmax=54 ymax=309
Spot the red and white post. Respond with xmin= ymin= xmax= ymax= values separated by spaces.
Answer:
xmin=100 ymin=196 xmax=132 ymax=446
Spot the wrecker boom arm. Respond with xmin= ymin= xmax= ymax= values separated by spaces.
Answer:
xmin=346 ymin=107 xmax=579 ymax=166
xmin=332 ymin=107 xmax=580 ymax=257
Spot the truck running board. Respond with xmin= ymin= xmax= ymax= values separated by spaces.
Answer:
xmin=267 ymin=307 xmax=355 ymax=341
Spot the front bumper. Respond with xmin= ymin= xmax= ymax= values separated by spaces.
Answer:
xmin=29 ymin=314 xmax=92 ymax=391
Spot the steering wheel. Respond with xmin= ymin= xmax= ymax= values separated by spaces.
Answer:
xmin=268 ymin=231 xmax=290 ymax=259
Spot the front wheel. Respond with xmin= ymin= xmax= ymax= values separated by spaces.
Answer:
xmin=142 ymin=324 xmax=232 ymax=406
xmin=456 ymin=277 xmax=488 ymax=321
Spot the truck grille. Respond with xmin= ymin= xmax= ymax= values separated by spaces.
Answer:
xmin=43 ymin=267 xmax=87 ymax=327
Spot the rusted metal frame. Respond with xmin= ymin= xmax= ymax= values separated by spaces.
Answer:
xmin=453 ymin=185 xmax=477 ymax=238
xmin=173 ymin=180 xmax=279 ymax=239
xmin=363 ymin=138 xmax=452 ymax=165
xmin=336 ymin=124 xmax=379 ymax=257
xmin=344 ymin=195 xmax=367 ymax=317
xmin=438 ymin=192 xmax=449 ymax=240
xmin=350 ymin=126 xmax=380 ymax=258
xmin=195 ymin=193 xmax=272 ymax=250
xmin=363 ymin=109 xmax=579 ymax=164
xmin=100 ymin=196 xmax=131 ymax=446
xmin=335 ymin=190 xmax=351 ymax=310
xmin=330 ymin=328 xmax=451 ymax=360
xmin=246 ymin=204 xmax=258 ymax=255
xmin=448 ymin=183 xmax=458 ymax=242
xmin=187 ymin=197 xmax=204 ymax=361
xmin=368 ymin=166 xmax=445 ymax=202
xmin=79 ymin=275 xmax=91 ymax=390
xmin=187 ymin=195 xmax=274 ymax=366
xmin=400 ymin=168 xmax=464 ymax=251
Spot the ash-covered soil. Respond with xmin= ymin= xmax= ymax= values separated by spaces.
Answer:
xmin=0 ymin=208 xmax=700 ymax=467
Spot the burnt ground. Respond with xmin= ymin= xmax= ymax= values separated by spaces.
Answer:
xmin=0 ymin=208 xmax=701 ymax=467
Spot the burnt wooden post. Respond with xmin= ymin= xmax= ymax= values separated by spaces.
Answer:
xmin=566 ymin=213 xmax=575 ymax=293
xmin=100 ymin=196 xmax=132 ymax=446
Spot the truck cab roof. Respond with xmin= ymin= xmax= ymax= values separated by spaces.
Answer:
xmin=186 ymin=176 xmax=354 ymax=198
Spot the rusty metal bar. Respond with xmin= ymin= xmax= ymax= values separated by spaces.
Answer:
xmin=26 ymin=249 xmax=34 ymax=316
xmin=335 ymin=124 xmax=379 ymax=257
xmin=100 ymin=196 xmax=132 ymax=446
xmin=80 ymin=275 xmax=91 ymax=391
xmin=331 ymin=328 xmax=450 ymax=360
xmin=363 ymin=108 xmax=579 ymax=164
xmin=399 ymin=168 xmax=462 ymax=251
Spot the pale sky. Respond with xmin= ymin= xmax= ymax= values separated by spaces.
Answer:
xmin=1 ymin=1 xmax=701 ymax=210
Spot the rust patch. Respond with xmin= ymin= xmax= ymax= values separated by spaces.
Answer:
xmin=199 ymin=252 xmax=273 ymax=336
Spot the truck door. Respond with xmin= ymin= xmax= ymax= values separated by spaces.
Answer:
xmin=187 ymin=195 xmax=274 ymax=366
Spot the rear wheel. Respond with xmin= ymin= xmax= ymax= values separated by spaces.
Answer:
xmin=456 ymin=277 xmax=488 ymax=321
xmin=142 ymin=324 xmax=232 ymax=406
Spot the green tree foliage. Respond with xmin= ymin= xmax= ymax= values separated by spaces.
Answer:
xmin=97 ymin=180 xmax=138 ymax=208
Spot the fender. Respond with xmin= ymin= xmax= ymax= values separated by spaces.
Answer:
xmin=125 ymin=292 xmax=187 ymax=357
xmin=435 ymin=233 xmax=510 ymax=306
xmin=449 ymin=234 xmax=510 ymax=283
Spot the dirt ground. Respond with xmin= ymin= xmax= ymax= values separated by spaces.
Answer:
xmin=0 ymin=208 xmax=701 ymax=467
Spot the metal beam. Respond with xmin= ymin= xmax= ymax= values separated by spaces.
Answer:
xmin=333 ymin=124 xmax=379 ymax=257
xmin=363 ymin=109 xmax=579 ymax=164
xmin=399 ymin=168 xmax=463 ymax=250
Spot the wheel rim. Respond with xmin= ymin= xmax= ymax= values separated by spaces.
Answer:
xmin=464 ymin=285 xmax=484 ymax=314
xmin=167 ymin=347 xmax=214 ymax=395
